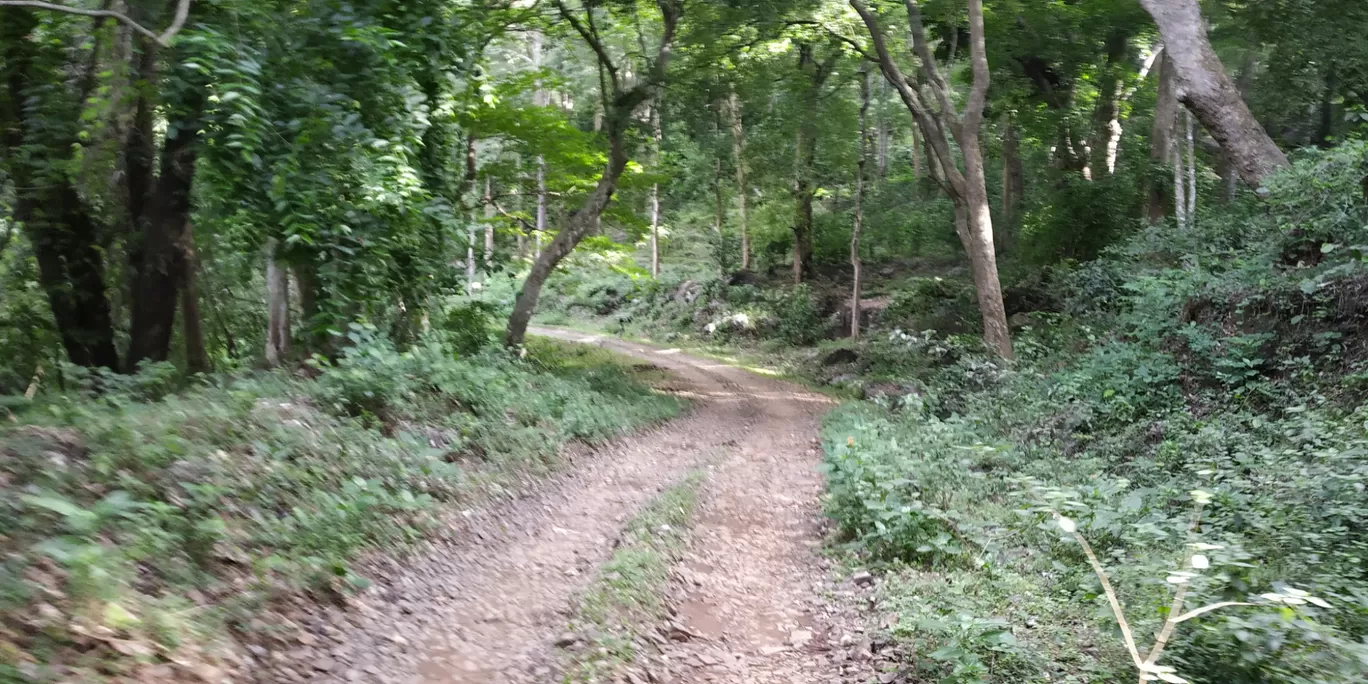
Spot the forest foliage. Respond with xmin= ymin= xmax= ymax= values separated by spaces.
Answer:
xmin=4 ymin=0 xmax=1368 ymax=681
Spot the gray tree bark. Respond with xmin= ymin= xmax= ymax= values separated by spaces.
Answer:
xmin=533 ymin=31 xmax=547 ymax=260
xmin=1185 ymin=109 xmax=1197 ymax=219
xmin=727 ymin=88 xmax=750 ymax=271
xmin=649 ymin=99 xmax=662 ymax=277
xmin=851 ymin=0 xmax=1013 ymax=358
xmin=1138 ymin=0 xmax=1288 ymax=186
xmin=1148 ymin=52 xmax=1179 ymax=223
xmin=852 ymin=67 xmax=872 ymax=340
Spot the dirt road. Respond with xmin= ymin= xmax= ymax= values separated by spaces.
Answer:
xmin=257 ymin=329 xmax=871 ymax=684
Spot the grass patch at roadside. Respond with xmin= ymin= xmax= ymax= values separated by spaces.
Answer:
xmin=0 ymin=333 xmax=682 ymax=682
xmin=559 ymin=471 xmax=705 ymax=683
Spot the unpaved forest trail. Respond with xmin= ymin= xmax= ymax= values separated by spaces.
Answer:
xmin=258 ymin=329 xmax=872 ymax=684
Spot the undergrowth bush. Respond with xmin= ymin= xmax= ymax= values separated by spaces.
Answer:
xmin=823 ymin=143 xmax=1368 ymax=683
xmin=0 ymin=334 xmax=679 ymax=681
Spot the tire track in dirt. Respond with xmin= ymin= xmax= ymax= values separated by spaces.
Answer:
xmin=255 ymin=329 xmax=862 ymax=684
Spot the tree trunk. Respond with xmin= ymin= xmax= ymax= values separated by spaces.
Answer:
xmin=126 ymin=112 xmax=202 ymax=369
xmin=125 ymin=31 xmax=205 ymax=371
xmin=532 ymin=31 xmax=547 ymax=261
xmin=876 ymin=77 xmax=890 ymax=178
xmin=535 ymin=157 xmax=547 ymax=259
xmin=852 ymin=68 xmax=871 ymax=340
xmin=714 ymin=155 xmax=725 ymax=273
xmin=793 ymin=122 xmax=814 ymax=284
xmin=1103 ymin=42 xmax=1162 ymax=176
xmin=20 ymin=191 xmax=122 ymax=371
xmin=464 ymin=134 xmax=478 ymax=295
xmin=483 ymin=177 xmax=495 ymax=266
xmin=293 ymin=263 xmax=325 ymax=357
xmin=1173 ymin=144 xmax=1188 ymax=229
xmin=850 ymin=0 xmax=1013 ymax=358
xmin=1185 ymin=108 xmax=1197 ymax=220
xmin=1138 ymin=0 xmax=1288 ymax=187
xmin=1314 ymin=63 xmax=1337 ymax=148
xmin=727 ymin=89 xmax=750 ymax=271
xmin=650 ymin=98 xmax=663 ymax=277
xmin=505 ymin=148 xmax=632 ymax=347
xmin=265 ymin=239 xmax=291 ymax=367
xmin=911 ymin=125 xmax=922 ymax=194
xmin=180 ymin=225 xmax=210 ymax=374
xmin=1089 ymin=29 xmax=1130 ymax=176
xmin=3 ymin=7 xmax=119 ymax=370
xmin=791 ymin=41 xmax=836 ymax=284
xmin=1148 ymin=52 xmax=1179 ymax=223
xmin=1001 ymin=114 xmax=1024 ymax=245
xmin=960 ymin=133 xmax=1012 ymax=358
xmin=508 ymin=0 xmax=681 ymax=346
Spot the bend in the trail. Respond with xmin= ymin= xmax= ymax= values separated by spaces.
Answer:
xmin=254 ymin=329 xmax=875 ymax=684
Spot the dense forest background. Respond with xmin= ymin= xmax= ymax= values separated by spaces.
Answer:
xmin=4 ymin=0 xmax=1368 ymax=682
xmin=1 ymin=0 xmax=1366 ymax=376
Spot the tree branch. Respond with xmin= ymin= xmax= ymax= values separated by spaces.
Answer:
xmin=849 ymin=0 xmax=959 ymax=193
xmin=0 ymin=0 xmax=192 ymax=47
xmin=554 ymin=0 xmax=619 ymax=91
xmin=823 ymin=26 xmax=879 ymax=64
xmin=903 ymin=0 xmax=951 ymax=114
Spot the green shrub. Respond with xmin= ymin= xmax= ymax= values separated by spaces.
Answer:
xmin=822 ymin=146 xmax=1368 ymax=684
xmin=768 ymin=283 xmax=823 ymax=345
xmin=1 ymin=331 xmax=681 ymax=677
xmin=880 ymin=277 xmax=978 ymax=334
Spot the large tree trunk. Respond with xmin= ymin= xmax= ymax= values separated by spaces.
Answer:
xmin=4 ymin=9 xmax=120 ymax=370
xmin=959 ymin=134 xmax=1012 ymax=358
xmin=265 ymin=239 xmax=291 ymax=367
xmin=126 ymin=115 xmax=202 ymax=369
xmin=1148 ymin=52 xmax=1179 ymax=223
xmin=125 ymin=34 xmax=204 ymax=370
xmin=1139 ymin=0 xmax=1288 ymax=187
xmin=20 ymin=191 xmax=122 ymax=371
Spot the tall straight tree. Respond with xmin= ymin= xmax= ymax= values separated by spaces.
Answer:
xmin=649 ymin=97 xmax=663 ymax=277
xmin=851 ymin=0 xmax=1013 ymax=358
xmin=851 ymin=66 xmax=872 ymax=340
xmin=1148 ymin=52 xmax=1179 ymax=223
xmin=1138 ymin=0 xmax=1288 ymax=186
xmin=727 ymin=88 xmax=750 ymax=271
xmin=505 ymin=0 xmax=683 ymax=347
